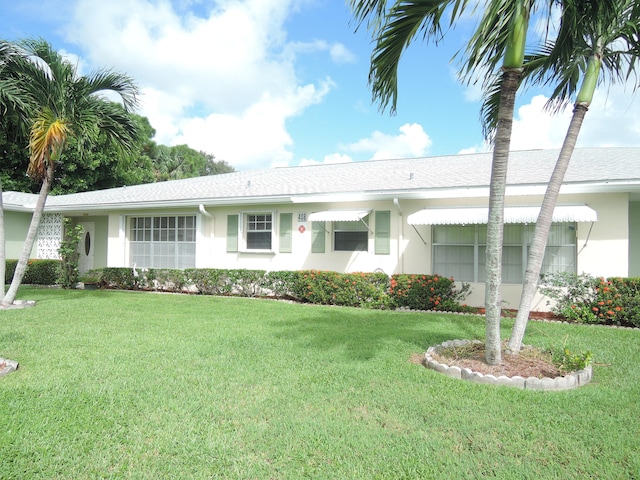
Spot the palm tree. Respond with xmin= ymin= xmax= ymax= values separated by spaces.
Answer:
xmin=350 ymin=0 xmax=538 ymax=364
xmin=0 ymin=38 xmax=139 ymax=306
xmin=0 ymin=41 xmax=31 ymax=299
xmin=506 ymin=0 xmax=640 ymax=352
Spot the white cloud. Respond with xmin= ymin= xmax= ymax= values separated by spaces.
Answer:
xmin=62 ymin=0 xmax=336 ymax=170
xmin=329 ymin=43 xmax=356 ymax=64
xmin=342 ymin=123 xmax=432 ymax=160
xmin=510 ymin=87 xmax=640 ymax=151
xmin=458 ymin=144 xmax=489 ymax=155
xmin=298 ymin=153 xmax=353 ymax=166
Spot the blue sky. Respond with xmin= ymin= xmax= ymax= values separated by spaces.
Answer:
xmin=2 ymin=0 xmax=639 ymax=171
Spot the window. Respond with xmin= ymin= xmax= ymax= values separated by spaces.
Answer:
xmin=432 ymin=223 xmax=576 ymax=283
xmin=227 ymin=212 xmax=276 ymax=252
xmin=334 ymin=218 xmax=369 ymax=252
xmin=129 ymin=215 xmax=196 ymax=269
xmin=246 ymin=213 xmax=272 ymax=250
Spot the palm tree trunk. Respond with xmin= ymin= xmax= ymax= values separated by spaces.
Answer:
xmin=0 ymin=182 xmax=5 ymax=298
xmin=2 ymin=163 xmax=54 ymax=305
xmin=508 ymin=103 xmax=589 ymax=352
xmin=485 ymin=67 xmax=521 ymax=365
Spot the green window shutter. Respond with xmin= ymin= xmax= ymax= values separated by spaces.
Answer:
xmin=312 ymin=221 xmax=325 ymax=253
xmin=279 ymin=213 xmax=293 ymax=253
xmin=227 ymin=214 xmax=239 ymax=252
xmin=375 ymin=210 xmax=391 ymax=255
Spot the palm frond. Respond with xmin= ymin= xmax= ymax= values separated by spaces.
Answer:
xmin=28 ymin=107 xmax=70 ymax=180
xmin=369 ymin=0 xmax=469 ymax=114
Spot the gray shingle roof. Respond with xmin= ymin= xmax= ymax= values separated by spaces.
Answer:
xmin=5 ymin=147 xmax=640 ymax=212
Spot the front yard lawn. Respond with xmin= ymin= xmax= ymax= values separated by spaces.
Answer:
xmin=1 ymin=287 xmax=638 ymax=479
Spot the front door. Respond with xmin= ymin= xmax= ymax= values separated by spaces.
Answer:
xmin=77 ymin=222 xmax=95 ymax=274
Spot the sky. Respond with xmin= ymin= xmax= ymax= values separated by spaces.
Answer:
xmin=1 ymin=0 xmax=639 ymax=171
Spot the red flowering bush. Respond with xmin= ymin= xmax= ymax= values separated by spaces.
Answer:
xmin=540 ymin=273 xmax=640 ymax=327
xmin=388 ymin=274 xmax=471 ymax=311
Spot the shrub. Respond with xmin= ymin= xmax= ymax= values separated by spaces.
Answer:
xmin=593 ymin=277 xmax=640 ymax=328
xmin=263 ymin=270 xmax=303 ymax=298
xmin=294 ymin=270 xmax=390 ymax=309
xmin=6 ymin=259 xmax=60 ymax=285
xmin=57 ymin=219 xmax=84 ymax=289
xmin=83 ymin=267 xmax=472 ymax=312
xmin=539 ymin=272 xmax=600 ymax=323
xmin=539 ymin=273 xmax=640 ymax=328
xmin=184 ymin=268 xmax=231 ymax=295
xmin=388 ymin=274 xmax=470 ymax=312
xmin=101 ymin=267 xmax=139 ymax=290
xmin=225 ymin=269 xmax=267 ymax=297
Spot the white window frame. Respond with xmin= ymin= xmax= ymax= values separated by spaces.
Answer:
xmin=239 ymin=211 xmax=276 ymax=253
xmin=128 ymin=215 xmax=197 ymax=269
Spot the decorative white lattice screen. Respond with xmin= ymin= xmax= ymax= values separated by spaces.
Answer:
xmin=36 ymin=213 xmax=63 ymax=259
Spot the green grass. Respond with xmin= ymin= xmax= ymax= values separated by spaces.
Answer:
xmin=1 ymin=287 xmax=639 ymax=479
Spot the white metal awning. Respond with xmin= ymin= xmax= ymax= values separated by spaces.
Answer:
xmin=407 ymin=205 xmax=598 ymax=225
xmin=308 ymin=209 xmax=372 ymax=222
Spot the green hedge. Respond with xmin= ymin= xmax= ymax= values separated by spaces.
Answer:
xmin=95 ymin=267 xmax=471 ymax=311
xmin=5 ymin=259 xmax=61 ymax=285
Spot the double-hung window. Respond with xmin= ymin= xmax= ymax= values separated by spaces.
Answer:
xmin=432 ymin=223 xmax=577 ymax=283
xmin=246 ymin=213 xmax=272 ymax=250
xmin=227 ymin=212 xmax=276 ymax=252
xmin=129 ymin=215 xmax=196 ymax=269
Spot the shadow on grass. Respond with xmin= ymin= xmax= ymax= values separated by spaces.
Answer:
xmin=272 ymin=307 xmax=485 ymax=361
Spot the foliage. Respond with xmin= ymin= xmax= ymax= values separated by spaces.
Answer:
xmin=539 ymin=272 xmax=599 ymax=323
xmin=151 ymin=144 xmax=234 ymax=182
xmin=78 ymin=269 xmax=103 ymax=285
xmin=78 ymin=267 xmax=473 ymax=311
xmin=184 ymin=268 xmax=234 ymax=295
xmin=56 ymin=219 xmax=84 ymax=288
xmin=291 ymin=270 xmax=391 ymax=309
xmin=5 ymin=259 xmax=60 ymax=285
xmin=550 ymin=345 xmax=593 ymax=374
xmin=99 ymin=267 xmax=140 ymax=290
xmin=1 ymin=111 xmax=234 ymax=195
xmin=389 ymin=274 xmax=471 ymax=312
xmin=540 ymin=272 xmax=640 ymax=328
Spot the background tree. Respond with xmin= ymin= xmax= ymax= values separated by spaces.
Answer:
xmin=1 ymin=110 xmax=234 ymax=194
xmin=1 ymin=38 xmax=140 ymax=306
xmin=0 ymin=40 xmax=31 ymax=297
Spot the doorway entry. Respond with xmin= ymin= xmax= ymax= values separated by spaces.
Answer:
xmin=77 ymin=222 xmax=95 ymax=274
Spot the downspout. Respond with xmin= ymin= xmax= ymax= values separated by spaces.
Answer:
xmin=199 ymin=204 xmax=214 ymax=268
xmin=394 ymin=198 xmax=403 ymax=274
xmin=199 ymin=204 xmax=213 ymax=218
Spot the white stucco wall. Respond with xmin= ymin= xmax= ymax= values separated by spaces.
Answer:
xmin=101 ymin=192 xmax=631 ymax=310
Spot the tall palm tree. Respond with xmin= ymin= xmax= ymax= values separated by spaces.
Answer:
xmin=0 ymin=38 xmax=140 ymax=306
xmin=506 ymin=0 xmax=640 ymax=352
xmin=350 ymin=0 xmax=538 ymax=364
xmin=0 ymin=41 xmax=31 ymax=298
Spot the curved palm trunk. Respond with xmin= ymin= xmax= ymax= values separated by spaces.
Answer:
xmin=508 ymin=103 xmax=589 ymax=352
xmin=485 ymin=68 xmax=522 ymax=365
xmin=508 ymin=47 xmax=602 ymax=353
xmin=0 ymin=183 xmax=5 ymax=298
xmin=2 ymin=162 xmax=54 ymax=305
